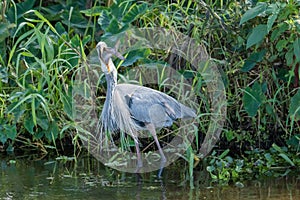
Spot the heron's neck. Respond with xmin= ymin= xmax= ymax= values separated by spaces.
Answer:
xmin=104 ymin=64 xmax=117 ymax=106
xmin=101 ymin=72 xmax=116 ymax=130
xmin=105 ymin=72 xmax=117 ymax=94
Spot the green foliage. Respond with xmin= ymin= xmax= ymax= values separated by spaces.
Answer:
xmin=82 ymin=0 xmax=148 ymax=38
xmin=0 ymin=0 xmax=91 ymax=150
xmin=238 ymin=0 xmax=300 ymax=137
xmin=0 ymin=122 xmax=17 ymax=144
xmin=289 ymin=90 xmax=300 ymax=121
xmin=0 ymin=22 xmax=12 ymax=43
xmin=241 ymin=50 xmax=266 ymax=72
xmin=247 ymin=24 xmax=268 ymax=49
xmin=240 ymin=1 xmax=300 ymax=69
xmin=0 ymin=0 xmax=299 ymax=184
xmin=239 ymin=2 xmax=268 ymax=25
xmin=121 ymin=49 xmax=151 ymax=67
xmin=294 ymin=38 xmax=300 ymax=62
xmin=287 ymin=134 xmax=300 ymax=150
xmin=242 ymin=81 xmax=267 ymax=117
xmin=207 ymin=145 xmax=300 ymax=184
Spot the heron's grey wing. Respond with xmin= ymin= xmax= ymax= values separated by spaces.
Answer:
xmin=118 ymin=84 xmax=196 ymax=128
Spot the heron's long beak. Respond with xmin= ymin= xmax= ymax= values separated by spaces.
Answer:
xmin=113 ymin=40 xmax=125 ymax=60
xmin=113 ymin=50 xmax=125 ymax=61
xmin=97 ymin=47 xmax=124 ymax=63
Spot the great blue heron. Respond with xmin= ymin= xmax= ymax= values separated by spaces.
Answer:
xmin=96 ymin=41 xmax=196 ymax=176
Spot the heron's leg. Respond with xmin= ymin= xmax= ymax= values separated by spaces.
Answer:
xmin=134 ymin=137 xmax=143 ymax=172
xmin=146 ymin=124 xmax=166 ymax=177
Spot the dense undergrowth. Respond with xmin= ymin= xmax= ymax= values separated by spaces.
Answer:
xmin=0 ymin=0 xmax=299 ymax=184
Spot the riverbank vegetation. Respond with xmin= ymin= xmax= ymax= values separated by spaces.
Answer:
xmin=0 ymin=0 xmax=299 ymax=185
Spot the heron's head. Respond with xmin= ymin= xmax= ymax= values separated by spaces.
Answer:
xmin=96 ymin=41 xmax=124 ymax=74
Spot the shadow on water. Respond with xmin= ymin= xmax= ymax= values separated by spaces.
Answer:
xmin=1 ymin=154 xmax=300 ymax=200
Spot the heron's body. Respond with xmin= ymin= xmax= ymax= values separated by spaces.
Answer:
xmin=96 ymin=41 xmax=196 ymax=176
xmin=101 ymin=83 xmax=196 ymax=133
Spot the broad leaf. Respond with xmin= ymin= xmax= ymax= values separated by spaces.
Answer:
xmin=265 ymin=1 xmax=280 ymax=32
xmin=267 ymin=13 xmax=278 ymax=32
xmin=246 ymin=24 xmax=268 ymax=49
xmin=265 ymin=3 xmax=280 ymax=15
xmin=289 ymin=89 xmax=300 ymax=120
xmin=270 ymin=23 xmax=289 ymax=42
xmin=55 ymin=22 xmax=67 ymax=35
xmin=24 ymin=115 xmax=35 ymax=134
xmin=98 ymin=9 xmax=112 ymax=30
xmin=240 ymin=2 xmax=267 ymax=25
xmin=110 ymin=0 xmax=131 ymax=20
xmin=241 ymin=50 xmax=266 ymax=72
xmin=4 ymin=124 xmax=17 ymax=140
xmin=37 ymin=114 xmax=49 ymax=130
xmin=285 ymin=48 xmax=294 ymax=66
xmin=122 ymin=4 xmax=148 ymax=24
xmin=106 ymin=18 xmax=121 ymax=34
xmin=276 ymin=39 xmax=288 ymax=52
xmin=293 ymin=38 xmax=300 ymax=62
xmin=243 ymin=81 xmax=265 ymax=117
xmin=287 ymin=134 xmax=300 ymax=149
xmin=6 ymin=0 xmax=35 ymax=24
xmin=121 ymin=48 xmax=151 ymax=67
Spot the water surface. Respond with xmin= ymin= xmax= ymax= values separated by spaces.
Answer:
xmin=1 ymin=155 xmax=299 ymax=200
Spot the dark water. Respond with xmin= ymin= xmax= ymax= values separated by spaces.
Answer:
xmin=1 ymin=155 xmax=299 ymax=200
